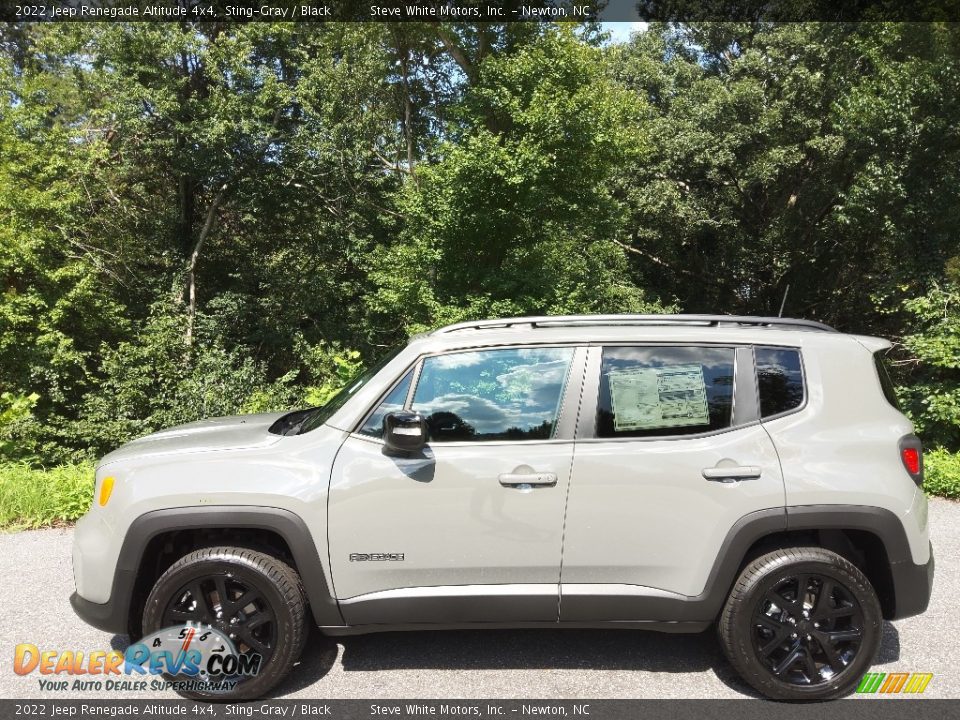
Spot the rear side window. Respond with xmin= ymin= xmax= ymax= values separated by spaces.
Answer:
xmin=755 ymin=347 xmax=804 ymax=418
xmin=874 ymin=351 xmax=901 ymax=410
xmin=596 ymin=346 xmax=735 ymax=438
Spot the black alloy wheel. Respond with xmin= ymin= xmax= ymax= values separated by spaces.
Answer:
xmin=718 ymin=546 xmax=882 ymax=701
xmin=142 ymin=546 xmax=307 ymax=701
xmin=752 ymin=572 xmax=864 ymax=685
xmin=161 ymin=573 xmax=278 ymax=661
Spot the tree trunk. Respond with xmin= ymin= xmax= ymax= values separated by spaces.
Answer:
xmin=184 ymin=183 xmax=228 ymax=346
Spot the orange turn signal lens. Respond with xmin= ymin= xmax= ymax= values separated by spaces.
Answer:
xmin=98 ymin=476 xmax=115 ymax=507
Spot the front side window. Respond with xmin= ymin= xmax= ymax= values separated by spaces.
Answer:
xmin=756 ymin=347 xmax=804 ymax=418
xmin=410 ymin=347 xmax=575 ymax=442
xmin=597 ymin=346 xmax=736 ymax=438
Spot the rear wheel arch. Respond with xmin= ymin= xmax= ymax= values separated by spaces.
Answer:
xmin=702 ymin=505 xmax=911 ymax=621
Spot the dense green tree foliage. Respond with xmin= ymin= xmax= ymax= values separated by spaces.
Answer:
xmin=0 ymin=21 xmax=958 ymax=464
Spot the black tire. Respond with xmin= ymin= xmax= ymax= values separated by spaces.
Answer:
xmin=718 ymin=546 xmax=882 ymax=701
xmin=142 ymin=546 xmax=307 ymax=701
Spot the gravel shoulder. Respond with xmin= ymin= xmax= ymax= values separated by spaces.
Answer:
xmin=1 ymin=499 xmax=956 ymax=700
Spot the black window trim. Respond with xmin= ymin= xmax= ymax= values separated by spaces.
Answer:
xmin=873 ymin=349 xmax=902 ymax=411
xmin=754 ymin=344 xmax=808 ymax=423
xmin=576 ymin=342 xmax=761 ymax=443
xmin=350 ymin=342 xmax=587 ymax=445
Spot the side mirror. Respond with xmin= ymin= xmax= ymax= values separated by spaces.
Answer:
xmin=383 ymin=411 xmax=428 ymax=454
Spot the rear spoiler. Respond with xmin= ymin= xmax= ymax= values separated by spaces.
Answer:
xmin=850 ymin=335 xmax=893 ymax=353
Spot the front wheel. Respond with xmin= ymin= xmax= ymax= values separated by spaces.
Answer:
xmin=141 ymin=546 xmax=307 ymax=701
xmin=718 ymin=547 xmax=883 ymax=701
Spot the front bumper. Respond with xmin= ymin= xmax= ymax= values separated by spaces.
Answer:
xmin=70 ymin=589 xmax=131 ymax=635
xmin=889 ymin=541 xmax=935 ymax=619
xmin=71 ymin=512 xmax=133 ymax=635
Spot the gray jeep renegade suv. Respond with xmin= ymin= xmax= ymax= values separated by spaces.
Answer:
xmin=71 ymin=314 xmax=934 ymax=701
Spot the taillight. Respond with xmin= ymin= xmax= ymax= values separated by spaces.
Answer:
xmin=899 ymin=435 xmax=924 ymax=487
xmin=901 ymin=448 xmax=920 ymax=475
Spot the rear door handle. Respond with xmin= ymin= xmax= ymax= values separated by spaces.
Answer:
xmin=499 ymin=472 xmax=557 ymax=488
xmin=702 ymin=466 xmax=762 ymax=482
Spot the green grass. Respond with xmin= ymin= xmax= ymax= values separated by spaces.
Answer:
xmin=925 ymin=448 xmax=960 ymax=499
xmin=1 ymin=450 xmax=958 ymax=531
xmin=0 ymin=463 xmax=94 ymax=530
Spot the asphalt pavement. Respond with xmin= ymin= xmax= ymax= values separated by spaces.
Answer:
xmin=1 ymin=499 xmax=957 ymax=700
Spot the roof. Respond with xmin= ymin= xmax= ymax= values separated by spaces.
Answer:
xmin=406 ymin=314 xmax=865 ymax=356
xmin=433 ymin=314 xmax=837 ymax=335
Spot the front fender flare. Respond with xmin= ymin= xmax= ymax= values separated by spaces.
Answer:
xmin=70 ymin=505 xmax=342 ymax=635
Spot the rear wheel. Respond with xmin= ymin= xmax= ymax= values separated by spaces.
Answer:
xmin=718 ymin=547 xmax=882 ymax=701
xmin=142 ymin=546 xmax=307 ymax=701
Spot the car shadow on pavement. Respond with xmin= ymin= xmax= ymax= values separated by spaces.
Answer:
xmin=877 ymin=621 xmax=902 ymax=663
xmin=273 ymin=628 xmax=732 ymax=697
xmin=271 ymin=620 xmax=903 ymax=699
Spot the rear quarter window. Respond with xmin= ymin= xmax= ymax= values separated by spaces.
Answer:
xmin=755 ymin=347 xmax=805 ymax=418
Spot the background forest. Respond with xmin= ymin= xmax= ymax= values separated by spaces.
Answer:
xmin=1 ymin=21 xmax=959 ymax=524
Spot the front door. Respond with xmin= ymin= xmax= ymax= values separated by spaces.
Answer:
xmin=560 ymin=344 xmax=785 ymax=621
xmin=328 ymin=345 xmax=584 ymax=625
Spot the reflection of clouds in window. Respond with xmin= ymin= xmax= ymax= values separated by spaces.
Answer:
xmin=413 ymin=393 xmax=554 ymax=434
xmin=757 ymin=352 xmax=801 ymax=376
xmin=429 ymin=352 xmax=488 ymax=370
xmin=604 ymin=348 xmax=732 ymax=374
xmin=496 ymin=358 xmax=570 ymax=408
xmin=368 ymin=402 xmax=403 ymax=422
xmin=760 ymin=362 xmax=792 ymax=374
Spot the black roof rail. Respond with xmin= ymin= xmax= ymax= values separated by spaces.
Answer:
xmin=433 ymin=314 xmax=838 ymax=334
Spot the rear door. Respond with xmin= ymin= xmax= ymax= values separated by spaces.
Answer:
xmin=560 ymin=344 xmax=785 ymax=621
xmin=329 ymin=345 xmax=586 ymax=625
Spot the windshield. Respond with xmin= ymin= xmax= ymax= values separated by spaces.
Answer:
xmin=297 ymin=346 xmax=404 ymax=434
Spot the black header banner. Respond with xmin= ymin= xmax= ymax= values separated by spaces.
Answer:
xmin=3 ymin=0 xmax=960 ymax=23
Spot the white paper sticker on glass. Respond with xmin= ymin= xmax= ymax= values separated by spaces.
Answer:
xmin=608 ymin=363 xmax=710 ymax=431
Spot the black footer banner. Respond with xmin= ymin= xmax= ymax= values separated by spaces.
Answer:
xmin=0 ymin=699 xmax=956 ymax=720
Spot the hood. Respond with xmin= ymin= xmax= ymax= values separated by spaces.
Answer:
xmin=98 ymin=412 xmax=287 ymax=468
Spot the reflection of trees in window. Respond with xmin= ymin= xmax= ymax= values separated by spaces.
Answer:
xmin=709 ymin=374 xmax=734 ymax=426
xmin=758 ymin=370 xmax=803 ymax=415
xmin=503 ymin=419 xmax=554 ymax=441
xmin=425 ymin=410 xmax=476 ymax=441
xmin=756 ymin=348 xmax=804 ymax=418
xmin=425 ymin=413 xmax=554 ymax=442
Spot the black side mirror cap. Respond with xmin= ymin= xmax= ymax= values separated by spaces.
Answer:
xmin=383 ymin=411 xmax=428 ymax=454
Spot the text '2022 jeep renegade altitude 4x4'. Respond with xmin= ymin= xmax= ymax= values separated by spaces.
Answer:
xmin=70 ymin=314 xmax=934 ymax=701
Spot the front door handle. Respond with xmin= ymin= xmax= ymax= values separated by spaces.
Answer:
xmin=499 ymin=472 xmax=557 ymax=488
xmin=702 ymin=466 xmax=762 ymax=482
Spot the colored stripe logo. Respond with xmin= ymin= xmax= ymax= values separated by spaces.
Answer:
xmin=857 ymin=672 xmax=933 ymax=694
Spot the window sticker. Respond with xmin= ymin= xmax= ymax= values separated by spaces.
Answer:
xmin=607 ymin=363 xmax=710 ymax=431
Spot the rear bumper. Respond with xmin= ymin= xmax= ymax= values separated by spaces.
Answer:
xmin=890 ymin=542 xmax=934 ymax=619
